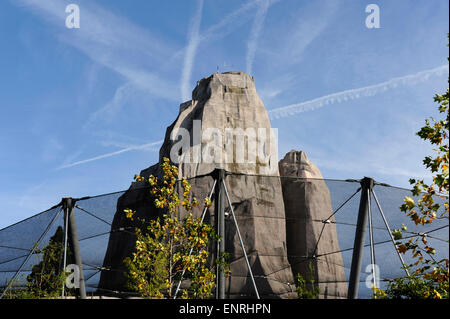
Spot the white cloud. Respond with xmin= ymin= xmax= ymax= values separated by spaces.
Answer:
xmin=257 ymin=72 xmax=297 ymax=104
xmin=178 ymin=0 xmax=281 ymax=100
xmin=200 ymin=0 xmax=269 ymax=43
xmin=258 ymin=1 xmax=338 ymax=68
xmin=171 ymin=0 xmax=278 ymax=66
xmin=14 ymin=0 xmax=178 ymax=101
xmin=84 ymin=82 xmax=136 ymax=130
xmin=13 ymin=0 xmax=180 ymax=160
xmin=284 ymin=3 xmax=337 ymax=63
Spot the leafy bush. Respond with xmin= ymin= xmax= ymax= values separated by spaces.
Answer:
xmin=124 ymin=158 xmax=218 ymax=298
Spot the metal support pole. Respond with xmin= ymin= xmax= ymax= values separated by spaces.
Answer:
xmin=367 ymin=189 xmax=377 ymax=291
xmin=64 ymin=197 xmax=87 ymax=299
xmin=347 ymin=177 xmax=373 ymax=299
xmin=62 ymin=204 xmax=69 ymax=298
xmin=213 ymin=169 xmax=226 ymax=299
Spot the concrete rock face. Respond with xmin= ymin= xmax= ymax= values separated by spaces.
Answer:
xmin=163 ymin=71 xmax=279 ymax=177
xmin=99 ymin=72 xmax=294 ymax=298
xmin=279 ymin=150 xmax=347 ymax=299
xmin=99 ymin=72 xmax=345 ymax=299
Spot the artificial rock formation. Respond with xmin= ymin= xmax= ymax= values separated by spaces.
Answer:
xmin=99 ymin=72 xmax=295 ymax=298
xmin=279 ymin=150 xmax=347 ymax=298
xmin=99 ymin=72 xmax=345 ymax=299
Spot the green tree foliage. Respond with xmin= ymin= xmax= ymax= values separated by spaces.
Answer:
xmin=26 ymin=226 xmax=70 ymax=298
xmin=378 ymin=36 xmax=449 ymax=299
xmin=124 ymin=158 xmax=217 ymax=298
xmin=295 ymin=262 xmax=320 ymax=299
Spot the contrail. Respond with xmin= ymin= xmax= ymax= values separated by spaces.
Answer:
xmin=268 ymin=64 xmax=449 ymax=120
xmin=200 ymin=0 xmax=270 ymax=43
xmin=181 ymin=0 xmax=204 ymax=101
xmin=56 ymin=140 xmax=163 ymax=170
xmin=57 ymin=65 xmax=448 ymax=170
xmin=246 ymin=0 xmax=271 ymax=75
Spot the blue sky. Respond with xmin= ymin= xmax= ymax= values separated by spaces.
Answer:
xmin=0 ymin=0 xmax=448 ymax=228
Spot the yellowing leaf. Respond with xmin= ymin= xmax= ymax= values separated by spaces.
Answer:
xmin=404 ymin=196 xmax=415 ymax=209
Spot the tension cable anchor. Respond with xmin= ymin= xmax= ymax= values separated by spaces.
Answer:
xmin=418 ymin=232 xmax=427 ymax=237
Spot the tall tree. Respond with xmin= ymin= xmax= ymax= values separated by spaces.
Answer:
xmin=377 ymin=35 xmax=449 ymax=299
xmin=26 ymin=226 xmax=71 ymax=298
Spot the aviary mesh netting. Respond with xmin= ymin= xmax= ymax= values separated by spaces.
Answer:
xmin=0 ymin=173 xmax=448 ymax=299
